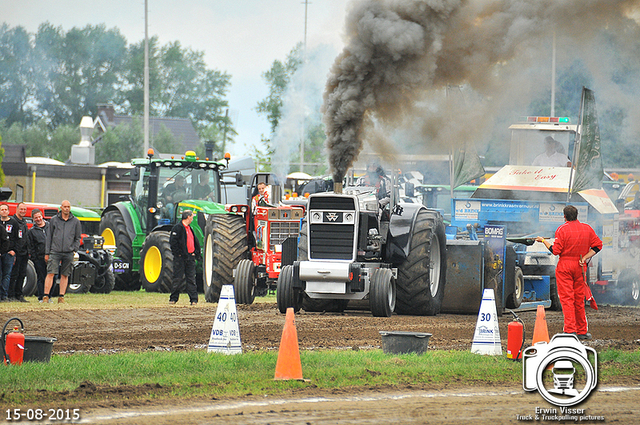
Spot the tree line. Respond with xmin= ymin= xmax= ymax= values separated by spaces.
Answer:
xmin=0 ymin=23 xmax=233 ymax=164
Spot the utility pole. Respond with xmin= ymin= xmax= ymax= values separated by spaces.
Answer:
xmin=144 ymin=0 xmax=150 ymax=154
xmin=551 ymin=32 xmax=556 ymax=117
xmin=299 ymin=0 xmax=311 ymax=173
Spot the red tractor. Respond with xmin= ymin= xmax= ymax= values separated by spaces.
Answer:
xmin=232 ymin=174 xmax=305 ymax=304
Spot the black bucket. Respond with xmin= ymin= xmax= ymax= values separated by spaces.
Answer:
xmin=23 ymin=336 xmax=57 ymax=363
xmin=379 ymin=331 xmax=432 ymax=355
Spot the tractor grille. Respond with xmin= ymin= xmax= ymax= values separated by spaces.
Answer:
xmin=309 ymin=224 xmax=355 ymax=260
xmin=270 ymin=221 xmax=301 ymax=246
xmin=308 ymin=196 xmax=355 ymax=211
xmin=308 ymin=195 xmax=357 ymax=261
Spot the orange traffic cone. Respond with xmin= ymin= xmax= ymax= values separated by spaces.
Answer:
xmin=531 ymin=305 xmax=550 ymax=345
xmin=274 ymin=307 xmax=303 ymax=380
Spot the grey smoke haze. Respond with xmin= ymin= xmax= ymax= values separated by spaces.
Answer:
xmin=322 ymin=0 xmax=640 ymax=182
xmin=271 ymin=44 xmax=337 ymax=179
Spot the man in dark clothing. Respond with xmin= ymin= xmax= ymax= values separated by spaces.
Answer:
xmin=9 ymin=203 xmax=30 ymax=302
xmin=27 ymin=209 xmax=49 ymax=302
xmin=169 ymin=210 xmax=201 ymax=305
xmin=536 ymin=205 xmax=603 ymax=340
xmin=0 ymin=203 xmax=19 ymax=302
xmin=0 ymin=208 xmax=10 ymax=302
xmin=44 ymin=200 xmax=82 ymax=304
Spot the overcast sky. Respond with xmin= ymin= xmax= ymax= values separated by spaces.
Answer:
xmin=2 ymin=0 xmax=349 ymax=157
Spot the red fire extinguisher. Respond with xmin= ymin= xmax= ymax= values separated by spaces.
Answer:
xmin=2 ymin=318 xmax=25 ymax=365
xmin=506 ymin=310 xmax=525 ymax=361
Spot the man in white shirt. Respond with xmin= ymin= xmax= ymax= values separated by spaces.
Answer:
xmin=532 ymin=136 xmax=570 ymax=167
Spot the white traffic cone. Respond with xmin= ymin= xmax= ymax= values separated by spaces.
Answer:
xmin=207 ymin=285 xmax=242 ymax=354
xmin=471 ymin=288 xmax=502 ymax=355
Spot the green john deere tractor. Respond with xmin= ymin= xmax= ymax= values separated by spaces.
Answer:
xmin=99 ymin=149 xmax=248 ymax=302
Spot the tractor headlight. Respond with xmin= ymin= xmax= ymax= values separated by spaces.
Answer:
xmin=241 ymin=206 xmax=248 ymax=213
xmin=231 ymin=206 xmax=238 ymax=212
xmin=156 ymin=200 xmax=164 ymax=209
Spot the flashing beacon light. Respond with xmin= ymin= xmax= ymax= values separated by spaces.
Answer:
xmin=185 ymin=151 xmax=197 ymax=162
xmin=521 ymin=116 xmax=570 ymax=123
xmin=147 ymin=148 xmax=155 ymax=158
xmin=224 ymin=152 xmax=231 ymax=166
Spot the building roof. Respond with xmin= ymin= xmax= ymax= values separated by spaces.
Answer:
xmin=96 ymin=105 xmax=200 ymax=152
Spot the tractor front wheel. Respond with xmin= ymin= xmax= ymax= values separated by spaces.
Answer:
xmin=506 ymin=267 xmax=524 ymax=309
xmin=140 ymin=231 xmax=174 ymax=293
xmin=276 ymin=265 xmax=302 ymax=313
xmin=370 ymin=268 xmax=395 ymax=317
xmin=235 ymin=259 xmax=256 ymax=304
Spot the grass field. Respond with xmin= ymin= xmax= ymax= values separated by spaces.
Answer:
xmin=1 ymin=345 xmax=639 ymax=407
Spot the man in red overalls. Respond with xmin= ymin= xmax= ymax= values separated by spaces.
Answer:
xmin=536 ymin=205 xmax=602 ymax=340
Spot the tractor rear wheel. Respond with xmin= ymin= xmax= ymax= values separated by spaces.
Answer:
xmin=276 ymin=265 xmax=302 ymax=313
xmin=235 ymin=259 xmax=256 ymax=304
xmin=395 ymin=209 xmax=446 ymax=316
xmin=100 ymin=209 xmax=140 ymax=291
xmin=549 ymin=277 xmax=562 ymax=311
xmin=203 ymin=214 xmax=248 ymax=303
xmin=67 ymin=268 xmax=93 ymax=294
xmin=506 ymin=267 xmax=524 ymax=309
xmin=21 ymin=260 xmax=37 ymax=297
xmin=140 ymin=232 xmax=174 ymax=293
xmin=370 ymin=268 xmax=395 ymax=317
xmin=91 ymin=268 xmax=115 ymax=294
xmin=618 ymin=268 xmax=640 ymax=306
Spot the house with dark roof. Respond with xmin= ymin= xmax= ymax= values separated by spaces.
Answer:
xmin=96 ymin=104 xmax=200 ymax=152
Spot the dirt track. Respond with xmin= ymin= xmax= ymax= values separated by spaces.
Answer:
xmin=12 ymin=302 xmax=640 ymax=355
xmin=4 ymin=302 xmax=640 ymax=424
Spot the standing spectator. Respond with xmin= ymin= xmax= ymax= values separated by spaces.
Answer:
xmin=535 ymin=205 xmax=603 ymax=340
xmin=43 ymin=200 xmax=82 ymax=304
xmin=0 ymin=204 xmax=19 ymax=302
xmin=0 ymin=211 xmax=9 ymax=302
xmin=27 ymin=209 xmax=49 ymax=302
xmin=169 ymin=210 xmax=200 ymax=305
xmin=9 ymin=203 xmax=29 ymax=302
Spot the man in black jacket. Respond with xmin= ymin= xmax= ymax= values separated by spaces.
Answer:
xmin=9 ymin=203 xmax=30 ymax=302
xmin=0 ymin=204 xmax=20 ymax=302
xmin=27 ymin=209 xmax=49 ymax=302
xmin=44 ymin=200 xmax=82 ymax=304
xmin=0 ymin=206 xmax=10 ymax=302
xmin=169 ymin=210 xmax=201 ymax=305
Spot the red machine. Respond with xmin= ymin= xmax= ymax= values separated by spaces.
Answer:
xmin=2 ymin=318 xmax=25 ymax=365
xmin=232 ymin=173 xmax=305 ymax=305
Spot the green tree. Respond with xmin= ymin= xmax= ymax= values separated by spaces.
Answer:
xmin=151 ymin=124 xmax=182 ymax=155
xmin=0 ymin=24 xmax=34 ymax=125
xmin=0 ymin=135 xmax=5 ymax=186
xmin=256 ymin=44 xmax=303 ymax=134
xmin=34 ymin=23 xmax=128 ymax=127
xmin=95 ymin=119 xmax=143 ymax=164
xmin=0 ymin=121 xmax=48 ymax=157
xmin=156 ymin=42 xmax=233 ymax=136
xmin=49 ymin=125 xmax=79 ymax=162
xmin=255 ymin=44 xmax=304 ymax=171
